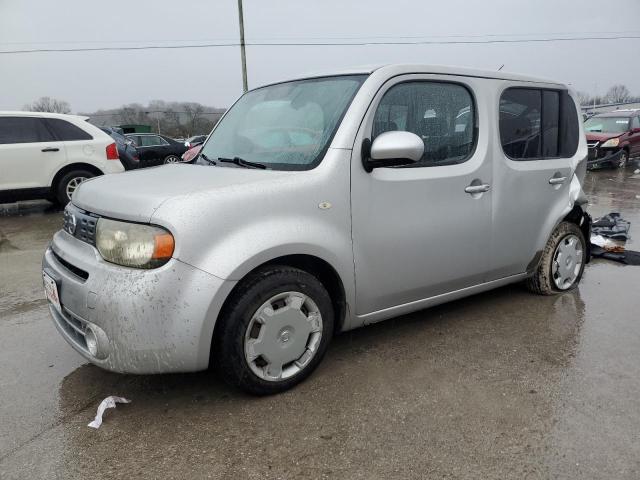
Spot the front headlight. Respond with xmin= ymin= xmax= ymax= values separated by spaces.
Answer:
xmin=96 ymin=218 xmax=174 ymax=269
xmin=600 ymin=138 xmax=620 ymax=148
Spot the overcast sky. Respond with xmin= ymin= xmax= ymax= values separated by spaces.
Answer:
xmin=1 ymin=0 xmax=639 ymax=112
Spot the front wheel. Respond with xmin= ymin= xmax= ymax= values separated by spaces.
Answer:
xmin=526 ymin=221 xmax=586 ymax=295
xmin=214 ymin=266 xmax=334 ymax=395
xmin=618 ymin=150 xmax=629 ymax=168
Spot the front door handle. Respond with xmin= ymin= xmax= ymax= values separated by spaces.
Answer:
xmin=549 ymin=176 xmax=567 ymax=185
xmin=465 ymin=184 xmax=491 ymax=194
xmin=41 ymin=147 xmax=59 ymax=152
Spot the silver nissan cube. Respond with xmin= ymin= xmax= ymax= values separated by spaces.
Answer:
xmin=43 ymin=65 xmax=590 ymax=394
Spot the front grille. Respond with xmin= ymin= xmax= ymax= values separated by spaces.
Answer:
xmin=63 ymin=204 xmax=99 ymax=246
xmin=587 ymin=141 xmax=599 ymax=148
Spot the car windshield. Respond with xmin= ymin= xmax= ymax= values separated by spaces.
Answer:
xmin=584 ymin=116 xmax=630 ymax=133
xmin=200 ymin=75 xmax=367 ymax=170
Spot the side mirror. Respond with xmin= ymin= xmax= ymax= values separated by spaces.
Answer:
xmin=362 ymin=131 xmax=424 ymax=172
xmin=631 ymin=127 xmax=640 ymax=134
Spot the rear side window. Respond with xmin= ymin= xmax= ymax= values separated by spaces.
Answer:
xmin=0 ymin=117 xmax=55 ymax=144
xmin=45 ymin=118 xmax=93 ymax=141
xmin=138 ymin=135 xmax=167 ymax=147
xmin=372 ymin=81 xmax=476 ymax=167
xmin=500 ymin=88 xmax=579 ymax=160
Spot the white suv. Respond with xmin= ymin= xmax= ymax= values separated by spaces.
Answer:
xmin=0 ymin=112 xmax=125 ymax=204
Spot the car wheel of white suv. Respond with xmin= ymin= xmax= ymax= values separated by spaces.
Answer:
xmin=526 ymin=221 xmax=586 ymax=295
xmin=55 ymin=169 xmax=95 ymax=205
xmin=214 ymin=266 xmax=334 ymax=395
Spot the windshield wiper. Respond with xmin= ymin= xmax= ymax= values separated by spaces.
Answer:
xmin=198 ymin=152 xmax=216 ymax=165
xmin=218 ymin=156 xmax=267 ymax=169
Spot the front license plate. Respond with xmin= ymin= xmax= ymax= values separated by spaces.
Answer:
xmin=43 ymin=271 xmax=62 ymax=312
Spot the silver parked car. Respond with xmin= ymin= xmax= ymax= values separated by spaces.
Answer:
xmin=43 ymin=65 xmax=590 ymax=394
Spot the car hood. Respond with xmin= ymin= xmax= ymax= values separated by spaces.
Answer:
xmin=72 ymin=164 xmax=294 ymax=222
xmin=585 ymin=132 xmax=622 ymax=142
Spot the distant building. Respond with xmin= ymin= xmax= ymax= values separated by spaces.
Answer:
xmin=115 ymin=124 xmax=153 ymax=134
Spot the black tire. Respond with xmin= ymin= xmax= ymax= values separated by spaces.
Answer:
xmin=618 ymin=150 xmax=629 ymax=169
xmin=164 ymin=155 xmax=181 ymax=164
xmin=54 ymin=169 xmax=95 ymax=205
xmin=213 ymin=266 xmax=334 ymax=395
xmin=525 ymin=221 xmax=586 ymax=295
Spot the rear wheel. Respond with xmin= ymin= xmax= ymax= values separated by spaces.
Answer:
xmin=164 ymin=155 xmax=181 ymax=164
xmin=54 ymin=169 xmax=95 ymax=205
xmin=214 ymin=266 xmax=334 ymax=395
xmin=526 ymin=221 xmax=586 ymax=295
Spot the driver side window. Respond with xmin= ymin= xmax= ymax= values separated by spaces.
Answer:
xmin=372 ymin=81 xmax=476 ymax=167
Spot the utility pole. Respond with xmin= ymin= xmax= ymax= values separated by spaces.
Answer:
xmin=237 ymin=0 xmax=248 ymax=92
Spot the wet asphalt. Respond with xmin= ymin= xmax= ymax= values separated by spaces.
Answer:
xmin=0 ymin=169 xmax=639 ymax=479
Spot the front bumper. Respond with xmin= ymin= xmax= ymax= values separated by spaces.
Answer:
xmin=43 ymin=230 xmax=236 ymax=374
xmin=587 ymin=148 xmax=622 ymax=169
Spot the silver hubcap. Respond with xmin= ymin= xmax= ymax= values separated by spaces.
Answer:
xmin=165 ymin=156 xmax=179 ymax=163
xmin=244 ymin=291 xmax=323 ymax=382
xmin=552 ymin=234 xmax=584 ymax=290
xmin=620 ymin=153 xmax=628 ymax=168
xmin=66 ymin=177 xmax=87 ymax=200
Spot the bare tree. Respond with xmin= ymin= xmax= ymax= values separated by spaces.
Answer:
xmin=605 ymin=85 xmax=631 ymax=104
xmin=81 ymin=101 xmax=224 ymax=138
xmin=575 ymin=91 xmax=591 ymax=106
xmin=24 ymin=96 xmax=71 ymax=113
xmin=183 ymin=102 xmax=206 ymax=136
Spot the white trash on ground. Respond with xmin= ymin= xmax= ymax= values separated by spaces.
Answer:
xmin=88 ymin=396 xmax=131 ymax=429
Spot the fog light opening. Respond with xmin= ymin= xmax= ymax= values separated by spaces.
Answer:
xmin=85 ymin=328 xmax=99 ymax=357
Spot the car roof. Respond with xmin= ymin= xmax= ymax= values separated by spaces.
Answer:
xmin=0 ymin=111 xmax=90 ymax=121
xmin=255 ymin=64 xmax=564 ymax=90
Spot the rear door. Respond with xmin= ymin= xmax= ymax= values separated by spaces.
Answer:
xmin=0 ymin=116 xmax=66 ymax=190
xmin=488 ymin=86 xmax=581 ymax=279
xmin=44 ymin=118 xmax=102 ymax=177
xmin=136 ymin=135 xmax=168 ymax=164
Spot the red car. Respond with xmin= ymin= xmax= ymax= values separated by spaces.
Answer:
xmin=584 ymin=109 xmax=640 ymax=169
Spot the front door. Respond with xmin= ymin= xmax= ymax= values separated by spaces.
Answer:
xmin=351 ymin=76 xmax=493 ymax=318
xmin=0 ymin=116 xmax=66 ymax=190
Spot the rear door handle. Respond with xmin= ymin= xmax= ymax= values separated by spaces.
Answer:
xmin=549 ymin=176 xmax=567 ymax=185
xmin=41 ymin=147 xmax=59 ymax=152
xmin=464 ymin=184 xmax=491 ymax=194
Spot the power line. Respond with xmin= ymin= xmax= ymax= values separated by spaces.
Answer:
xmin=2 ymin=30 xmax=639 ymax=45
xmin=2 ymin=34 xmax=640 ymax=54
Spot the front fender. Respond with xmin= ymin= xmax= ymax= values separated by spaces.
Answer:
xmin=183 ymin=216 xmax=356 ymax=331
